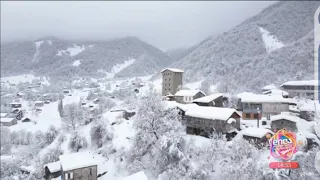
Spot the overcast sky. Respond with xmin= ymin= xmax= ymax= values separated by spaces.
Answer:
xmin=1 ymin=1 xmax=275 ymax=51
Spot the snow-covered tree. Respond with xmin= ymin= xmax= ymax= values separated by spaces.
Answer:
xmin=200 ymin=80 xmax=210 ymax=95
xmin=98 ymin=97 xmax=116 ymax=111
xmin=43 ymin=126 xmax=58 ymax=146
xmin=62 ymin=103 xmax=88 ymax=130
xmin=127 ymin=89 xmax=187 ymax=178
xmin=42 ymin=146 xmax=63 ymax=165
xmin=0 ymin=127 xmax=12 ymax=154
xmin=87 ymin=90 xmax=95 ymax=100
xmin=218 ymin=139 xmax=264 ymax=180
xmin=68 ymin=132 xmax=88 ymax=152
xmin=90 ymin=120 xmax=113 ymax=148
xmin=290 ymin=148 xmax=320 ymax=180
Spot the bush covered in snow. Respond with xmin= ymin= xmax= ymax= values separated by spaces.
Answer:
xmin=90 ymin=120 xmax=113 ymax=148
xmin=68 ymin=132 xmax=88 ymax=152
xmin=62 ymin=103 xmax=89 ymax=130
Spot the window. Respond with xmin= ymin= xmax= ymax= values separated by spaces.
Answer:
xmin=90 ymin=168 xmax=92 ymax=175
xmin=165 ymin=83 xmax=166 ymax=86
xmin=169 ymin=88 xmax=170 ymax=91
xmin=254 ymin=114 xmax=258 ymax=119
xmin=165 ymin=88 xmax=166 ymax=91
xmin=306 ymin=93 xmax=314 ymax=96
xmin=165 ymin=78 xmax=167 ymax=81
xmin=169 ymin=83 xmax=170 ymax=86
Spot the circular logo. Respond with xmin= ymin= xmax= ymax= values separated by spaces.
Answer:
xmin=269 ymin=129 xmax=298 ymax=161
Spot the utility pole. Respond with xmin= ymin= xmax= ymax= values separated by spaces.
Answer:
xmin=257 ymin=107 xmax=260 ymax=128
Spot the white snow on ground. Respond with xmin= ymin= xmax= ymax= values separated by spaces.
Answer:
xmin=112 ymin=120 xmax=135 ymax=151
xmin=121 ymin=171 xmax=148 ymax=180
xmin=88 ymin=44 xmax=95 ymax=48
xmin=32 ymin=41 xmax=44 ymax=61
xmin=56 ymin=44 xmax=85 ymax=56
xmin=259 ymin=27 xmax=284 ymax=53
xmin=184 ymin=135 xmax=211 ymax=147
xmin=72 ymin=60 xmax=81 ymax=67
xmin=0 ymin=74 xmax=50 ymax=86
xmin=105 ymin=59 xmax=136 ymax=78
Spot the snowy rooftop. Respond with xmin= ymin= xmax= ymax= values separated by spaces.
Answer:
xmin=0 ymin=118 xmax=16 ymax=123
xmin=59 ymin=152 xmax=99 ymax=171
xmin=193 ymin=93 xmax=223 ymax=103
xmin=298 ymin=100 xmax=320 ymax=112
xmin=263 ymin=89 xmax=289 ymax=96
xmin=175 ymin=90 xmax=204 ymax=97
xmin=270 ymin=112 xmax=300 ymax=123
xmin=35 ymin=101 xmax=44 ymax=103
xmin=281 ymin=80 xmax=317 ymax=86
xmin=185 ymin=106 xmax=240 ymax=121
xmin=241 ymin=127 xmax=273 ymax=138
xmin=236 ymin=92 xmax=256 ymax=99
xmin=262 ymin=84 xmax=277 ymax=91
xmin=240 ymin=94 xmax=294 ymax=103
xmin=122 ymin=171 xmax=148 ymax=180
xmin=10 ymin=102 xmax=22 ymax=105
xmin=20 ymin=165 xmax=35 ymax=173
xmin=44 ymin=161 xmax=61 ymax=173
xmin=0 ymin=113 xmax=8 ymax=117
xmin=161 ymin=68 xmax=184 ymax=73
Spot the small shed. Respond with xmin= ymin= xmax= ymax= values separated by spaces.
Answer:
xmin=34 ymin=101 xmax=44 ymax=107
xmin=241 ymin=127 xmax=273 ymax=148
xmin=165 ymin=93 xmax=175 ymax=101
xmin=270 ymin=112 xmax=298 ymax=132
xmin=44 ymin=161 xmax=61 ymax=180
xmin=0 ymin=118 xmax=17 ymax=126
xmin=22 ymin=117 xmax=31 ymax=123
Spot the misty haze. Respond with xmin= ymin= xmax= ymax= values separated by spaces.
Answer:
xmin=1 ymin=1 xmax=320 ymax=180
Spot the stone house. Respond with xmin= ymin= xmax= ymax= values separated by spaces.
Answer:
xmin=178 ymin=104 xmax=241 ymax=137
xmin=239 ymin=94 xmax=295 ymax=120
xmin=161 ymin=68 xmax=184 ymax=96
xmin=270 ymin=113 xmax=298 ymax=132
xmin=193 ymin=93 xmax=224 ymax=107
xmin=241 ymin=127 xmax=273 ymax=148
xmin=59 ymin=152 xmax=98 ymax=180
xmin=280 ymin=80 xmax=317 ymax=100
xmin=175 ymin=90 xmax=205 ymax=104
xmin=0 ymin=118 xmax=17 ymax=126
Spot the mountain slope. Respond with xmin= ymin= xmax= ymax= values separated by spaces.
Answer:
xmin=171 ymin=1 xmax=319 ymax=93
xmin=1 ymin=36 xmax=172 ymax=81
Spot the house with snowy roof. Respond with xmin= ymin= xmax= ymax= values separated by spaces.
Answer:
xmin=180 ymin=104 xmax=241 ymax=137
xmin=241 ymin=127 xmax=273 ymax=148
xmin=175 ymin=90 xmax=205 ymax=104
xmin=0 ymin=117 xmax=17 ymax=126
xmin=44 ymin=161 xmax=61 ymax=180
xmin=280 ymin=80 xmax=317 ymax=100
xmin=270 ymin=112 xmax=299 ymax=132
xmin=161 ymin=68 xmax=184 ymax=96
xmin=59 ymin=152 xmax=99 ymax=180
xmin=240 ymin=94 xmax=296 ymax=120
xmin=193 ymin=93 xmax=224 ymax=107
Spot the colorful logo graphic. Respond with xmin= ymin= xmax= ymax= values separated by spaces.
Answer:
xmin=269 ymin=129 xmax=298 ymax=161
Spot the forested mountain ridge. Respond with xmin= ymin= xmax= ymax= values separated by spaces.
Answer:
xmin=171 ymin=1 xmax=319 ymax=93
xmin=1 ymin=36 xmax=172 ymax=81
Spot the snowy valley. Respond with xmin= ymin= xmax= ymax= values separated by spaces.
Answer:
xmin=1 ymin=1 xmax=320 ymax=180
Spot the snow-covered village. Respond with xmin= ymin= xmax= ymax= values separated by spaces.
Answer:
xmin=1 ymin=1 xmax=320 ymax=180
